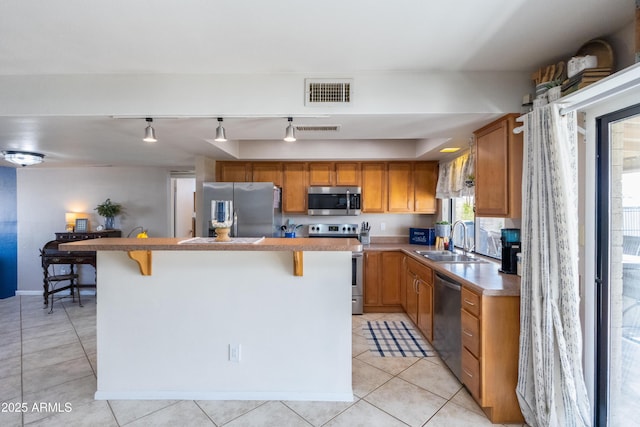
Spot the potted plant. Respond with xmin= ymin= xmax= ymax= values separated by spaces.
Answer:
xmin=435 ymin=221 xmax=451 ymax=237
xmin=95 ymin=198 xmax=122 ymax=230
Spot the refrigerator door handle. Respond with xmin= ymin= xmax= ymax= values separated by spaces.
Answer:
xmin=233 ymin=210 xmax=238 ymax=237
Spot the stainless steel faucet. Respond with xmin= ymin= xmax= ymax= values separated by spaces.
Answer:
xmin=450 ymin=220 xmax=468 ymax=254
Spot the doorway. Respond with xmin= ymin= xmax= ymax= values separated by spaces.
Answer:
xmin=170 ymin=176 xmax=196 ymax=238
xmin=595 ymin=104 xmax=640 ymax=425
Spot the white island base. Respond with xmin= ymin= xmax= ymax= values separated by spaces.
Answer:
xmin=93 ymin=249 xmax=353 ymax=401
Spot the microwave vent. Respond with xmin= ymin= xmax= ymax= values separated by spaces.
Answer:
xmin=305 ymin=79 xmax=352 ymax=105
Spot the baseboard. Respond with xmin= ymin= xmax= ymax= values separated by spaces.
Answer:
xmin=16 ymin=290 xmax=96 ymax=296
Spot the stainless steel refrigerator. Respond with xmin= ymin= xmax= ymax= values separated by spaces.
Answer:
xmin=202 ymin=182 xmax=282 ymax=238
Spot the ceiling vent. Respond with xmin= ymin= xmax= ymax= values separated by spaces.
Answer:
xmin=305 ymin=78 xmax=352 ymax=106
xmin=295 ymin=125 xmax=341 ymax=132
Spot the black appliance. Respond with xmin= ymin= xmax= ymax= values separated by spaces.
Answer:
xmin=500 ymin=228 xmax=521 ymax=274
xmin=307 ymin=186 xmax=361 ymax=216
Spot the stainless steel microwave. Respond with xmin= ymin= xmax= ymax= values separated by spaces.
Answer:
xmin=308 ymin=186 xmax=361 ymax=216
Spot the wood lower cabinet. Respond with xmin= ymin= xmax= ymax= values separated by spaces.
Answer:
xmin=282 ymin=162 xmax=307 ymax=213
xmin=405 ymin=257 xmax=433 ymax=342
xmin=474 ymin=114 xmax=523 ymax=218
xmin=364 ymin=251 xmax=403 ymax=312
xmin=461 ymin=286 xmax=523 ymax=423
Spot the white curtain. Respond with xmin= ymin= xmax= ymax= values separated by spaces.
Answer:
xmin=435 ymin=150 xmax=474 ymax=199
xmin=517 ymin=104 xmax=591 ymax=427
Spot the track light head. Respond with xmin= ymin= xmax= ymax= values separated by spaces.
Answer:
xmin=284 ymin=117 xmax=296 ymax=142
xmin=143 ymin=118 xmax=157 ymax=143
xmin=214 ymin=117 xmax=227 ymax=142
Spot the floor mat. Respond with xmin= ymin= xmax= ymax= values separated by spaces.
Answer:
xmin=363 ymin=320 xmax=436 ymax=357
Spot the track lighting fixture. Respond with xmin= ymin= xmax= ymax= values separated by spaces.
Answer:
xmin=284 ymin=117 xmax=296 ymax=142
xmin=143 ymin=118 xmax=157 ymax=142
xmin=1 ymin=150 xmax=45 ymax=166
xmin=214 ymin=118 xmax=227 ymax=142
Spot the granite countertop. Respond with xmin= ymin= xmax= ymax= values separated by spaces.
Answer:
xmin=363 ymin=241 xmax=521 ymax=297
xmin=59 ymin=237 xmax=362 ymax=252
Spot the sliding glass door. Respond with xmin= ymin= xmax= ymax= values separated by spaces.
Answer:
xmin=596 ymin=104 xmax=640 ymax=425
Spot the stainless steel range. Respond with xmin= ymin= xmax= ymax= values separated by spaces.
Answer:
xmin=308 ymin=223 xmax=363 ymax=314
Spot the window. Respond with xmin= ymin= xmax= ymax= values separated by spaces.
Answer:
xmin=444 ymin=197 xmax=504 ymax=259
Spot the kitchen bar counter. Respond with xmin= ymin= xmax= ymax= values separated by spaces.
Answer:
xmin=60 ymin=237 xmax=362 ymax=252
xmin=62 ymin=237 xmax=354 ymax=401
xmin=362 ymin=242 xmax=521 ymax=297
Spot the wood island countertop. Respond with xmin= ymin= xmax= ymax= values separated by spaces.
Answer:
xmin=59 ymin=237 xmax=362 ymax=252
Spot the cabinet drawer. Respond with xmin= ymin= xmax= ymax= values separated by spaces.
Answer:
xmin=462 ymin=347 xmax=481 ymax=401
xmin=407 ymin=258 xmax=433 ymax=285
xmin=461 ymin=309 xmax=480 ymax=357
xmin=461 ymin=287 xmax=481 ymax=317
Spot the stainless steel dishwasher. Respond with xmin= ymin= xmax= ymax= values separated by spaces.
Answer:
xmin=433 ymin=272 xmax=462 ymax=381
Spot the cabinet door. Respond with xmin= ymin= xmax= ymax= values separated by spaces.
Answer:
xmin=364 ymin=252 xmax=381 ymax=306
xmin=216 ymin=162 xmax=251 ymax=182
xmin=387 ymin=162 xmax=414 ymax=212
xmin=361 ymin=163 xmax=387 ymax=213
xmin=252 ymin=162 xmax=283 ymax=187
xmin=475 ymin=114 xmax=522 ymax=218
xmin=282 ymin=162 xmax=308 ymax=213
xmin=381 ymin=252 xmax=403 ymax=305
xmin=414 ymin=162 xmax=438 ymax=213
xmin=417 ymin=280 xmax=433 ymax=342
xmin=335 ymin=162 xmax=361 ymax=186
xmin=405 ymin=271 xmax=418 ymax=325
xmin=308 ymin=162 xmax=333 ymax=186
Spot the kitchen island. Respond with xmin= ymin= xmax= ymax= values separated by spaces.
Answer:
xmin=59 ymin=237 xmax=361 ymax=401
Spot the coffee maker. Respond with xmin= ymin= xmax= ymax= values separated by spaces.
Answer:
xmin=500 ymin=228 xmax=520 ymax=274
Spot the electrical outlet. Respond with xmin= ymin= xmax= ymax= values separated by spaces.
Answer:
xmin=380 ymin=222 xmax=386 ymax=231
xmin=229 ymin=344 xmax=241 ymax=362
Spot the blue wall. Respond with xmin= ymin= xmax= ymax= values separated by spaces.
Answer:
xmin=0 ymin=167 xmax=17 ymax=298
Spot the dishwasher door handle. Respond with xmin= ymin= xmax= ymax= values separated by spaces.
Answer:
xmin=436 ymin=274 xmax=462 ymax=291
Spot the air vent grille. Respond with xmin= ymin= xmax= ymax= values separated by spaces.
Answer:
xmin=295 ymin=125 xmax=341 ymax=132
xmin=305 ymin=79 xmax=352 ymax=105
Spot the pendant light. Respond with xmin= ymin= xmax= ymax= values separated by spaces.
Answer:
xmin=214 ymin=117 xmax=227 ymax=142
xmin=284 ymin=117 xmax=296 ymax=142
xmin=143 ymin=118 xmax=157 ymax=142
xmin=1 ymin=150 xmax=45 ymax=166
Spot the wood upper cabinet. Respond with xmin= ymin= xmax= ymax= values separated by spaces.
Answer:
xmin=461 ymin=286 xmax=523 ymax=423
xmin=414 ymin=162 xmax=438 ymax=213
xmin=387 ymin=162 xmax=414 ymax=212
xmin=335 ymin=162 xmax=361 ymax=186
xmin=474 ymin=114 xmax=523 ymax=218
xmin=361 ymin=163 xmax=387 ymax=213
xmin=308 ymin=162 xmax=361 ymax=186
xmin=364 ymin=251 xmax=403 ymax=312
xmin=216 ymin=162 xmax=251 ymax=182
xmin=251 ymin=162 xmax=283 ymax=187
xmin=282 ymin=162 xmax=308 ymax=214
xmin=308 ymin=162 xmax=333 ymax=186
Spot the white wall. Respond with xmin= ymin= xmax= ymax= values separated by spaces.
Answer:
xmin=17 ymin=166 xmax=171 ymax=292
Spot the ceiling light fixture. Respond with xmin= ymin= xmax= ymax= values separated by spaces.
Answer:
xmin=214 ymin=117 xmax=227 ymax=142
xmin=143 ymin=118 xmax=157 ymax=142
xmin=439 ymin=147 xmax=461 ymax=153
xmin=284 ymin=117 xmax=296 ymax=142
xmin=1 ymin=150 xmax=45 ymax=166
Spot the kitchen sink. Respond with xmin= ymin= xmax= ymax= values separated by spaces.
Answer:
xmin=415 ymin=250 xmax=487 ymax=264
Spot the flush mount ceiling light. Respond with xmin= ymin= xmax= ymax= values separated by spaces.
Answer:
xmin=143 ymin=118 xmax=157 ymax=142
xmin=439 ymin=147 xmax=461 ymax=153
xmin=214 ymin=117 xmax=227 ymax=142
xmin=1 ymin=150 xmax=45 ymax=166
xmin=284 ymin=117 xmax=296 ymax=142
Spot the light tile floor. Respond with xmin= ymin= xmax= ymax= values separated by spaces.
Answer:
xmin=0 ymin=295 xmax=526 ymax=426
